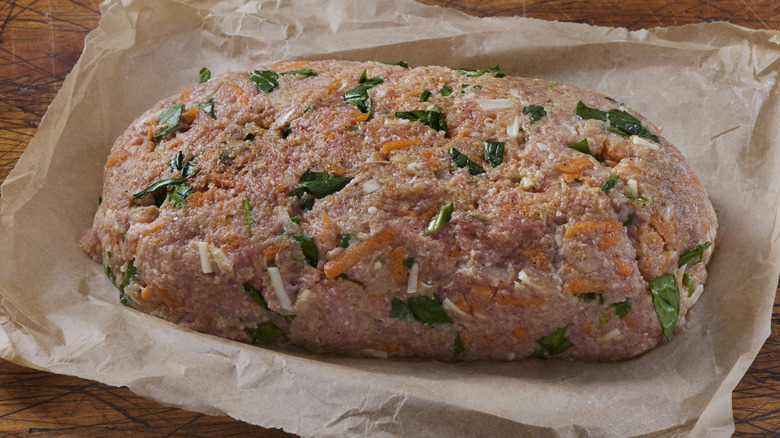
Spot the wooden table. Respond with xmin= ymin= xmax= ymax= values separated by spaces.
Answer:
xmin=1 ymin=0 xmax=778 ymax=435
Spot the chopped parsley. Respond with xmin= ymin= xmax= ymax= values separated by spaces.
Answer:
xmin=288 ymin=169 xmax=353 ymax=201
xmin=601 ymin=175 xmax=619 ymax=191
xmin=378 ymin=60 xmax=410 ymax=68
xmin=167 ymin=184 xmax=193 ymax=209
xmin=153 ymin=104 xmax=184 ymax=139
xmin=340 ymin=234 xmax=351 ymax=248
xmin=449 ymin=148 xmax=485 ymax=175
xmin=169 ymin=151 xmax=198 ymax=177
xmin=626 ymin=194 xmax=651 ymax=204
xmin=426 ymin=202 xmax=454 ymax=234
xmin=403 ymin=257 xmax=415 ymax=269
xmin=344 ymin=77 xmax=384 ymax=114
xmin=484 ymin=141 xmax=505 ymax=167
xmin=243 ymin=283 xmax=295 ymax=322
xmin=395 ymin=109 xmax=447 ymax=135
xmin=280 ymin=69 xmax=317 ymax=76
xmin=677 ymin=242 xmax=711 ymax=267
xmin=440 ymin=84 xmax=453 ymax=96
xmin=454 ymin=333 xmax=466 ymax=357
xmin=132 ymin=177 xmax=188 ymax=200
xmin=303 ymin=105 xmax=317 ymax=114
xmin=198 ymin=67 xmax=211 ymax=83
xmin=420 ymin=90 xmax=432 ymax=102
xmin=102 ymin=250 xmax=115 ymax=284
xmin=242 ymin=198 xmax=252 ymax=231
xmin=575 ymin=101 xmax=659 ymax=142
xmin=249 ymin=70 xmax=279 ymax=93
xmin=531 ymin=326 xmax=574 ymax=359
xmin=570 ymin=138 xmax=590 ymax=154
xmin=197 ymin=100 xmax=215 ymax=118
xmin=683 ymin=272 xmax=694 ymax=297
xmin=290 ymin=234 xmax=318 ymax=266
xmin=650 ymin=275 xmax=680 ymax=339
xmin=612 ymin=298 xmax=631 ymax=318
xmin=119 ymin=260 xmax=136 ymax=305
xmin=451 ymin=65 xmax=504 ymax=78
xmin=389 ymin=296 xmax=453 ymax=325
xmin=247 ymin=321 xmax=284 ymax=345
xmin=577 ymin=292 xmax=604 ymax=304
xmin=523 ymin=105 xmax=546 ymax=122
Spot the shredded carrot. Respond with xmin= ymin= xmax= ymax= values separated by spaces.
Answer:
xmin=153 ymin=286 xmax=184 ymax=307
xmin=140 ymin=222 xmax=165 ymax=238
xmin=511 ymin=326 xmax=526 ymax=339
xmin=456 ymin=129 xmax=472 ymax=138
xmin=263 ymin=243 xmax=280 ymax=262
xmin=386 ymin=343 xmax=400 ymax=353
xmin=598 ymin=231 xmax=622 ymax=250
xmin=471 ymin=284 xmax=495 ymax=302
xmin=315 ymin=211 xmax=339 ymax=247
xmin=269 ymin=60 xmax=314 ymax=71
xmin=181 ymin=107 xmax=199 ymax=123
xmin=453 ymin=297 xmax=472 ymax=314
xmin=351 ymin=111 xmax=370 ymax=124
xmin=147 ymin=124 xmax=155 ymax=140
xmin=564 ymin=220 xmax=623 ymax=238
xmin=388 ymin=246 xmax=407 ymax=285
xmin=104 ymin=149 xmax=131 ymax=169
xmin=555 ymin=156 xmax=595 ymax=174
xmin=650 ymin=215 xmax=674 ymax=244
xmin=562 ymin=279 xmax=603 ymax=294
xmin=381 ymin=138 xmax=422 ymax=154
xmin=419 ymin=205 xmax=439 ymax=223
xmin=140 ymin=286 xmax=155 ymax=302
xmin=323 ymin=228 xmax=398 ymax=278
xmin=582 ymin=323 xmax=593 ymax=335
xmin=178 ymin=85 xmax=195 ymax=103
xmin=615 ymin=259 xmax=635 ymax=277
xmin=448 ymin=248 xmax=464 ymax=258
xmin=460 ymin=328 xmax=475 ymax=345
xmin=523 ymin=249 xmax=550 ymax=270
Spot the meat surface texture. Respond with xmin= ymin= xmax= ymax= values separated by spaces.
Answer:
xmin=82 ymin=60 xmax=717 ymax=361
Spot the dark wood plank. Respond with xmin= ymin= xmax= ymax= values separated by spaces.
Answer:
xmin=0 ymin=0 xmax=778 ymax=436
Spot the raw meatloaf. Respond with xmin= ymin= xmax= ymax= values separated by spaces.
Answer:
xmin=82 ymin=59 xmax=717 ymax=361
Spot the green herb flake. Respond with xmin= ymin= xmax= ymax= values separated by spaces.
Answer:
xmin=420 ymin=90 xmax=432 ymax=102
xmin=247 ymin=321 xmax=285 ymax=345
xmin=340 ymin=234 xmax=351 ymax=248
xmin=570 ymin=138 xmax=590 ymax=154
xmin=650 ymin=275 xmax=680 ymax=339
xmin=102 ymin=250 xmax=116 ymax=284
xmin=403 ymin=257 xmax=414 ymax=269
xmin=344 ymin=77 xmax=384 ymax=114
xmin=379 ymin=61 xmax=410 ymax=68
xmin=683 ymin=272 xmax=694 ymax=297
xmin=484 ymin=140 xmax=505 ymax=167
xmin=605 ymin=96 xmax=618 ymax=103
xmin=626 ymin=194 xmax=651 ymax=204
xmin=395 ymin=109 xmax=448 ymax=135
xmin=677 ymin=242 xmax=712 ymax=268
xmin=244 ymin=283 xmax=270 ymax=311
xmin=249 ymin=70 xmax=279 ymax=93
xmin=523 ymin=105 xmax=547 ymax=122
xmin=288 ymin=169 xmax=353 ymax=200
xmin=170 ymin=151 xmax=184 ymax=172
xmin=440 ymin=84 xmax=453 ymax=96
xmin=219 ymin=150 xmax=231 ymax=162
xmin=132 ymin=177 xmax=188 ymax=200
xmin=426 ymin=202 xmax=454 ymax=234
xmin=575 ymin=101 xmax=608 ymax=122
xmin=153 ymin=103 xmax=184 ymax=139
xmin=290 ymin=234 xmax=318 ymax=266
xmin=407 ymin=296 xmax=453 ymax=325
xmin=303 ymin=105 xmax=317 ymax=114
xmin=167 ymin=184 xmax=192 ymax=209
xmin=548 ymin=82 xmax=559 ymax=87
xmin=575 ymin=101 xmax=659 ymax=142
xmin=623 ymin=216 xmax=633 ymax=226
xmin=612 ymin=298 xmax=631 ymax=318
xmin=449 ymin=148 xmax=485 ymax=175
xmin=197 ymin=100 xmax=216 ymax=118
xmin=389 ymin=297 xmax=412 ymax=319
xmin=198 ymin=67 xmax=211 ymax=84
xmin=242 ymin=198 xmax=252 ymax=231
xmin=601 ymin=175 xmax=619 ymax=191
xmin=599 ymin=313 xmax=609 ymax=324
xmin=280 ymin=69 xmax=317 ymax=76
xmin=577 ymin=292 xmax=604 ymax=304
xmin=531 ymin=326 xmax=574 ymax=359
xmin=98 ymin=196 xmax=102 ymax=205
xmin=454 ymin=333 xmax=466 ymax=357
xmin=451 ymin=65 xmax=504 ymax=78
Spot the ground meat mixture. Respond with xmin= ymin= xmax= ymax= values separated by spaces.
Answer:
xmin=81 ymin=60 xmax=717 ymax=361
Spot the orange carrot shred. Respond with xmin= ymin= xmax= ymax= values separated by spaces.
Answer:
xmin=511 ymin=326 xmax=526 ymax=339
xmin=323 ymin=228 xmax=398 ymax=278
xmin=381 ymin=138 xmax=422 ymax=154
xmin=388 ymin=246 xmax=407 ymax=285
xmin=564 ymin=220 xmax=623 ymax=238
xmin=555 ymin=156 xmax=595 ymax=174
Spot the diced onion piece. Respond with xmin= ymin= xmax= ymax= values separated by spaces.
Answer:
xmin=362 ymin=179 xmax=382 ymax=194
xmin=690 ymin=284 xmax=705 ymax=304
xmin=506 ymin=115 xmax=522 ymax=137
xmin=211 ymin=246 xmax=233 ymax=273
xmin=627 ymin=178 xmax=639 ymax=198
xmin=517 ymin=270 xmax=542 ymax=289
xmin=631 ymin=135 xmax=658 ymax=150
xmin=442 ymin=298 xmax=470 ymax=319
xmin=198 ymin=241 xmax=213 ymax=274
xmin=601 ymin=328 xmax=623 ymax=342
xmin=406 ymin=262 xmax=420 ymax=294
xmin=267 ymin=267 xmax=292 ymax=310
xmin=477 ymin=98 xmax=512 ymax=110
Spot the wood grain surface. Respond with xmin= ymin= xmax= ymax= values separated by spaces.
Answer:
xmin=1 ymin=0 xmax=779 ymax=436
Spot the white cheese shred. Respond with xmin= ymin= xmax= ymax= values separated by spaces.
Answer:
xmin=631 ymin=135 xmax=659 ymax=150
xmin=690 ymin=284 xmax=705 ymax=304
xmin=601 ymin=328 xmax=623 ymax=342
xmin=442 ymin=298 xmax=470 ymax=319
xmin=362 ymin=179 xmax=382 ymax=194
xmin=198 ymin=241 xmax=213 ymax=274
xmin=267 ymin=266 xmax=292 ymax=310
xmin=627 ymin=179 xmax=639 ymax=198
xmin=477 ymin=98 xmax=512 ymax=110
xmin=506 ymin=115 xmax=522 ymax=137
xmin=406 ymin=262 xmax=420 ymax=294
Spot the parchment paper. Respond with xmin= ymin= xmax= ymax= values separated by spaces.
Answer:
xmin=1 ymin=0 xmax=779 ymax=436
